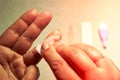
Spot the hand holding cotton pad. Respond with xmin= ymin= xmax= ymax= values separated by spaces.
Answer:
xmin=36 ymin=30 xmax=62 ymax=57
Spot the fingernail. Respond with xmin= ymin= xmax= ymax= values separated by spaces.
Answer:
xmin=42 ymin=42 xmax=49 ymax=50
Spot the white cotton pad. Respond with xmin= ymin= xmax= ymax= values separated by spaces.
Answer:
xmin=36 ymin=43 xmax=43 ymax=57
xmin=35 ymin=34 xmax=61 ymax=57
xmin=81 ymin=22 xmax=93 ymax=45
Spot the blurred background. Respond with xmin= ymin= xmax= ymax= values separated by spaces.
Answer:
xmin=0 ymin=0 xmax=120 ymax=79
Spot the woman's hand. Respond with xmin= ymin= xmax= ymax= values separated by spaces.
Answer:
xmin=41 ymin=30 xmax=120 ymax=80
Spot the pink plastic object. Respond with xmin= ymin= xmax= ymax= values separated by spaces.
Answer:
xmin=98 ymin=22 xmax=108 ymax=49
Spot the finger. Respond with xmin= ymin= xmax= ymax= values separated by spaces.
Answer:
xmin=23 ymin=30 xmax=61 ymax=66
xmin=22 ymin=65 xmax=40 ymax=80
xmin=98 ymin=57 xmax=120 ymax=73
xmin=41 ymin=42 xmax=81 ymax=80
xmin=56 ymin=44 xmax=97 ymax=78
xmin=23 ymin=48 xmax=42 ymax=66
xmin=71 ymin=44 xmax=120 ymax=76
xmin=70 ymin=44 xmax=105 ymax=67
xmin=0 ymin=9 xmax=39 ymax=48
xmin=95 ymin=57 xmax=120 ymax=80
xmin=35 ymin=30 xmax=62 ymax=56
xmin=45 ymin=30 xmax=62 ymax=42
xmin=12 ymin=12 xmax=52 ymax=55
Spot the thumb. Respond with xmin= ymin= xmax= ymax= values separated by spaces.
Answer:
xmin=22 ymin=65 xmax=40 ymax=80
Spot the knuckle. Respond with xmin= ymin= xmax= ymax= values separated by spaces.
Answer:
xmin=69 ymin=47 xmax=82 ymax=57
xmin=87 ymin=45 xmax=101 ymax=55
xmin=87 ymin=45 xmax=96 ymax=52
xmin=50 ymin=59 xmax=63 ymax=72
xmin=87 ymin=46 xmax=104 ymax=62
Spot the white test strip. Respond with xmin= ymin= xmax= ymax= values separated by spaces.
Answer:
xmin=36 ymin=43 xmax=42 ymax=57
xmin=81 ymin=22 xmax=93 ymax=45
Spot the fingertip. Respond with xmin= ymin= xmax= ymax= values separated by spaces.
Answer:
xmin=22 ymin=9 xmax=38 ymax=17
xmin=21 ymin=9 xmax=39 ymax=25
xmin=45 ymin=30 xmax=62 ymax=43
xmin=33 ymin=11 xmax=52 ymax=30
xmin=23 ymin=65 xmax=40 ymax=80
xmin=43 ymin=11 xmax=52 ymax=18
xmin=29 ymin=8 xmax=39 ymax=15
xmin=53 ymin=30 xmax=62 ymax=40
xmin=40 ymin=11 xmax=52 ymax=21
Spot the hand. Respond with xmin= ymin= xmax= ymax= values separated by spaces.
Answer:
xmin=41 ymin=31 xmax=120 ymax=80
xmin=0 ymin=9 xmax=52 ymax=80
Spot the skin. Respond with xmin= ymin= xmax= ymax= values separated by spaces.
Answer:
xmin=41 ymin=31 xmax=120 ymax=80
xmin=0 ymin=9 xmax=52 ymax=80
xmin=0 ymin=8 xmax=120 ymax=80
